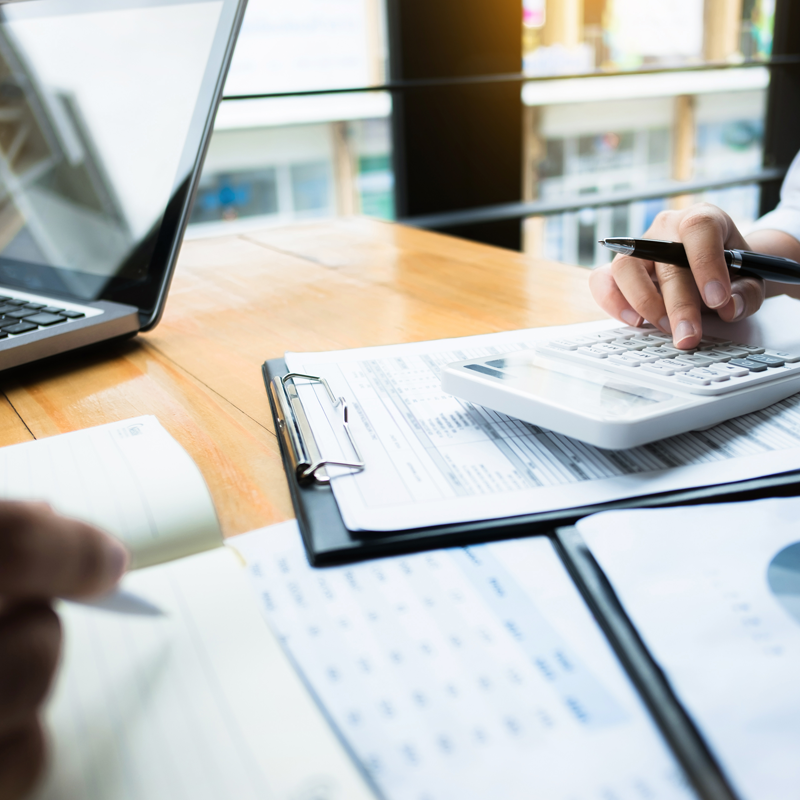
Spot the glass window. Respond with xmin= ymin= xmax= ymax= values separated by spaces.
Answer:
xmin=187 ymin=0 xmax=392 ymax=239
xmin=523 ymin=0 xmax=774 ymax=78
xmin=191 ymin=169 xmax=279 ymax=223
xmin=291 ymin=162 xmax=332 ymax=214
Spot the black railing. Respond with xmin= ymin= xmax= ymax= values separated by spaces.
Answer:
xmin=402 ymin=168 xmax=787 ymax=230
xmin=220 ymin=56 xmax=800 ymax=103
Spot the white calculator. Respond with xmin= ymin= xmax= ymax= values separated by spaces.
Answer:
xmin=440 ymin=323 xmax=800 ymax=450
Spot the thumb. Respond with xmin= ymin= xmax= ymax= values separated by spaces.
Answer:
xmin=0 ymin=502 xmax=128 ymax=599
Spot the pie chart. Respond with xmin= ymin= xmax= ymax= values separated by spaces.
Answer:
xmin=767 ymin=542 xmax=800 ymax=625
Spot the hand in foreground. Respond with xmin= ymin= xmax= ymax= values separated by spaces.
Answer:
xmin=589 ymin=203 xmax=765 ymax=350
xmin=0 ymin=501 xmax=127 ymax=800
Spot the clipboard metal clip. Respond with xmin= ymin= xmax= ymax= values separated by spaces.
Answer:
xmin=270 ymin=372 xmax=365 ymax=486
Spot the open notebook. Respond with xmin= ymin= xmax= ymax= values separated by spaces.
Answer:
xmin=0 ymin=417 xmax=375 ymax=800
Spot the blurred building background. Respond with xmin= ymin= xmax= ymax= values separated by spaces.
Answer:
xmin=187 ymin=0 xmax=783 ymax=274
xmin=186 ymin=0 xmax=392 ymax=239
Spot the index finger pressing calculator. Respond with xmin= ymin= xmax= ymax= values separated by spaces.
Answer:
xmin=440 ymin=323 xmax=800 ymax=450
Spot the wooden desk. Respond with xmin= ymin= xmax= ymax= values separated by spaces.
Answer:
xmin=0 ymin=218 xmax=604 ymax=538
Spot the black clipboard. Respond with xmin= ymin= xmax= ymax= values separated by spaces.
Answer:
xmin=553 ymin=525 xmax=739 ymax=800
xmin=264 ymin=358 xmax=800 ymax=566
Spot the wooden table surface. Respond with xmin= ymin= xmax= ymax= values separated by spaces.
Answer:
xmin=0 ymin=217 xmax=605 ymax=538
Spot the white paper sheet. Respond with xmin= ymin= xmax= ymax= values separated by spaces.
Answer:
xmin=578 ymin=496 xmax=800 ymax=800
xmin=0 ymin=416 xmax=220 ymax=567
xmin=34 ymin=545 xmax=375 ymax=800
xmin=284 ymin=296 xmax=800 ymax=532
xmin=235 ymin=521 xmax=697 ymax=800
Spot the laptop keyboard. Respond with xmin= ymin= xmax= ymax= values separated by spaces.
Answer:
xmin=0 ymin=293 xmax=99 ymax=339
xmin=536 ymin=323 xmax=800 ymax=396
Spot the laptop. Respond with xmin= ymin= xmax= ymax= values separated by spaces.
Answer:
xmin=0 ymin=0 xmax=247 ymax=370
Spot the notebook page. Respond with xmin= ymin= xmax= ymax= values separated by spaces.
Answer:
xmin=235 ymin=521 xmax=697 ymax=800
xmin=33 ymin=545 xmax=376 ymax=800
xmin=579 ymin=497 xmax=800 ymax=800
xmin=0 ymin=416 xmax=219 ymax=567
xmin=284 ymin=295 xmax=800 ymax=533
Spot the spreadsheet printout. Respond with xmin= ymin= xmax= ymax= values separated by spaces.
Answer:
xmin=579 ymin=497 xmax=800 ymax=800
xmin=234 ymin=521 xmax=696 ymax=800
xmin=284 ymin=296 xmax=800 ymax=532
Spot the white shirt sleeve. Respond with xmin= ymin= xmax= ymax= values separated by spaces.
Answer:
xmin=748 ymin=151 xmax=800 ymax=243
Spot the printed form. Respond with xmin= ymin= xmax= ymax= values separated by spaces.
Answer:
xmin=235 ymin=521 xmax=696 ymax=800
xmin=285 ymin=296 xmax=800 ymax=532
xmin=579 ymin=496 xmax=800 ymax=800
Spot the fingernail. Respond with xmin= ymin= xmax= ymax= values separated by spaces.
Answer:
xmin=732 ymin=292 xmax=745 ymax=320
xmin=620 ymin=309 xmax=642 ymax=327
xmin=106 ymin=539 xmax=129 ymax=581
xmin=658 ymin=316 xmax=671 ymax=334
xmin=674 ymin=320 xmax=697 ymax=346
xmin=704 ymin=280 xmax=727 ymax=309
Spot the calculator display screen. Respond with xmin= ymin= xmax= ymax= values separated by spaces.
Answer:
xmin=465 ymin=352 xmax=677 ymax=420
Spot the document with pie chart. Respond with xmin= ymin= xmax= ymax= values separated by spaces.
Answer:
xmin=579 ymin=497 xmax=800 ymax=800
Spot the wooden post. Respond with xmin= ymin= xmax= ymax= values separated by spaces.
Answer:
xmin=332 ymin=121 xmax=358 ymax=216
xmin=522 ymin=105 xmax=543 ymax=202
xmin=364 ymin=0 xmax=386 ymax=85
xmin=703 ymin=0 xmax=744 ymax=62
xmin=542 ymin=0 xmax=584 ymax=48
xmin=671 ymin=94 xmax=696 ymax=210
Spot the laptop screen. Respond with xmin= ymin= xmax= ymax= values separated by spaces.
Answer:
xmin=0 ymin=0 xmax=244 ymax=326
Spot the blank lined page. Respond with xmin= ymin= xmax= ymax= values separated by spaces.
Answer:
xmin=0 ymin=416 xmax=220 ymax=567
xmin=33 ymin=546 xmax=375 ymax=800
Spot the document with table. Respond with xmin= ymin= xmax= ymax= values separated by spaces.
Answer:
xmin=276 ymin=296 xmax=800 ymax=559
xmin=578 ymin=497 xmax=800 ymax=800
xmin=235 ymin=521 xmax=697 ymax=800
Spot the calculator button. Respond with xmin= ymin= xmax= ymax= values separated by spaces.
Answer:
xmin=696 ymin=336 xmax=732 ymax=350
xmin=774 ymin=351 xmax=800 ymax=363
xmin=549 ymin=338 xmax=585 ymax=350
xmin=635 ymin=335 xmax=671 ymax=346
xmin=582 ymin=331 xmax=620 ymax=344
xmin=642 ymin=346 xmax=680 ymax=358
xmin=688 ymin=367 xmax=729 ymax=382
xmin=612 ymin=350 xmax=658 ymax=366
xmin=640 ymin=359 xmax=679 ymax=375
xmin=577 ymin=345 xmax=609 ymax=358
xmin=710 ymin=346 xmax=750 ymax=359
xmin=731 ymin=343 xmax=765 ymax=355
xmin=709 ymin=362 xmax=749 ymax=378
xmin=745 ymin=353 xmax=785 ymax=368
xmin=672 ymin=353 xmax=714 ymax=367
xmin=578 ymin=343 xmax=628 ymax=358
xmin=729 ymin=357 xmax=768 ymax=372
xmin=613 ymin=327 xmax=646 ymax=338
xmin=612 ymin=338 xmax=648 ymax=351
xmin=700 ymin=350 xmax=734 ymax=363
xmin=676 ymin=371 xmax=712 ymax=386
xmin=609 ymin=352 xmax=653 ymax=366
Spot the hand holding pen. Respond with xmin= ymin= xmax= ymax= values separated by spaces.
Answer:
xmin=588 ymin=204 xmax=800 ymax=350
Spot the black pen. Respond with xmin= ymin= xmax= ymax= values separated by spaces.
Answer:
xmin=599 ymin=237 xmax=800 ymax=285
